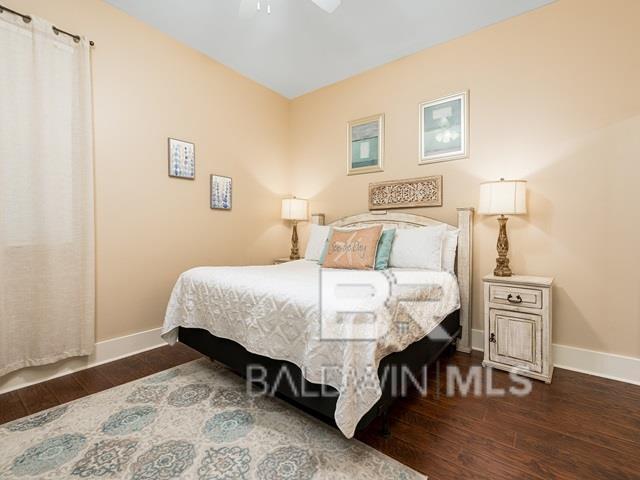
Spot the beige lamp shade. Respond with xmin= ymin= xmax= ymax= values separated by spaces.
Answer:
xmin=478 ymin=179 xmax=527 ymax=215
xmin=281 ymin=197 xmax=308 ymax=221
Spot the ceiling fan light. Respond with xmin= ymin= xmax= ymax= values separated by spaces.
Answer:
xmin=310 ymin=0 xmax=342 ymax=14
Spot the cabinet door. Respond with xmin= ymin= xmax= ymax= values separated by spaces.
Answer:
xmin=489 ymin=309 xmax=542 ymax=373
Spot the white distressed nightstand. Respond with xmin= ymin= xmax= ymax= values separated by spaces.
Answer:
xmin=483 ymin=274 xmax=554 ymax=383
xmin=273 ymin=257 xmax=295 ymax=265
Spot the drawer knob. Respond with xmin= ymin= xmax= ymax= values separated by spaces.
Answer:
xmin=507 ymin=294 xmax=523 ymax=304
xmin=489 ymin=333 xmax=496 ymax=343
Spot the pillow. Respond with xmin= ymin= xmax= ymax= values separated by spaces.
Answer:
xmin=304 ymin=225 xmax=331 ymax=261
xmin=318 ymin=225 xmax=384 ymax=262
xmin=322 ymin=225 xmax=383 ymax=270
xmin=318 ymin=228 xmax=332 ymax=264
xmin=388 ymin=224 xmax=447 ymax=270
xmin=374 ymin=228 xmax=396 ymax=270
xmin=442 ymin=228 xmax=460 ymax=273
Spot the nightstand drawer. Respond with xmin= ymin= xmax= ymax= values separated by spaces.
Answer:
xmin=489 ymin=284 xmax=542 ymax=309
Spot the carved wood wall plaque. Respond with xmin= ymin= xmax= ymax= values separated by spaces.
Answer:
xmin=368 ymin=175 xmax=442 ymax=210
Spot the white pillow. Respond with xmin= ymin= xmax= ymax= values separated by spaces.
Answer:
xmin=389 ymin=224 xmax=447 ymax=270
xmin=442 ymin=228 xmax=460 ymax=273
xmin=304 ymin=225 xmax=331 ymax=261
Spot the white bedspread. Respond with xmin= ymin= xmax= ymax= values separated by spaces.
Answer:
xmin=162 ymin=260 xmax=460 ymax=437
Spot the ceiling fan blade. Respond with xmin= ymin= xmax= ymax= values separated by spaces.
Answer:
xmin=310 ymin=0 xmax=342 ymax=13
xmin=239 ymin=0 xmax=257 ymax=18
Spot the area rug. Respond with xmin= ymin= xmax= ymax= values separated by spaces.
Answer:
xmin=0 ymin=359 xmax=426 ymax=479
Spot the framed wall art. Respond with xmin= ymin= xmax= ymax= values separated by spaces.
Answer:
xmin=210 ymin=175 xmax=232 ymax=210
xmin=347 ymin=113 xmax=384 ymax=175
xmin=310 ymin=213 xmax=325 ymax=225
xmin=368 ymin=175 xmax=443 ymax=210
xmin=419 ymin=91 xmax=468 ymax=164
xmin=168 ymin=138 xmax=195 ymax=179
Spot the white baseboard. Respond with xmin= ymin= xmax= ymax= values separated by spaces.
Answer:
xmin=471 ymin=328 xmax=485 ymax=352
xmin=0 ymin=327 xmax=165 ymax=395
xmin=471 ymin=329 xmax=640 ymax=386
xmin=2 ymin=326 xmax=638 ymax=394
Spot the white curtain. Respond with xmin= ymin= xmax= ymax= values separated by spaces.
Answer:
xmin=0 ymin=14 xmax=95 ymax=376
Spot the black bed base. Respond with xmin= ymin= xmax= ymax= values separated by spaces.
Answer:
xmin=178 ymin=310 xmax=461 ymax=433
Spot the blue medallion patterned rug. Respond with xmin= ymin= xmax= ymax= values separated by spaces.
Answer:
xmin=0 ymin=359 xmax=426 ymax=479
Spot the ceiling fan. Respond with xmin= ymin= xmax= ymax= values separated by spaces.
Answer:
xmin=239 ymin=0 xmax=342 ymax=17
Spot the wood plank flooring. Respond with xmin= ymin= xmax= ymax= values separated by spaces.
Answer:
xmin=1 ymin=345 xmax=638 ymax=480
xmin=0 ymin=344 xmax=202 ymax=423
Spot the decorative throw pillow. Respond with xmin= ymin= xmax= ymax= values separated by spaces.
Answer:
xmin=374 ymin=228 xmax=396 ymax=270
xmin=304 ymin=225 xmax=331 ymax=261
xmin=388 ymin=224 xmax=447 ymax=270
xmin=322 ymin=225 xmax=383 ymax=270
xmin=442 ymin=228 xmax=460 ymax=273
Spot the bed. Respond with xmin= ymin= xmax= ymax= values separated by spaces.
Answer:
xmin=162 ymin=209 xmax=473 ymax=438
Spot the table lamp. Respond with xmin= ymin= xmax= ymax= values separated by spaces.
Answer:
xmin=478 ymin=179 xmax=527 ymax=277
xmin=281 ymin=197 xmax=308 ymax=260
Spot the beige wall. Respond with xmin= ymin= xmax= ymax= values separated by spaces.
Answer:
xmin=5 ymin=0 xmax=292 ymax=342
xmin=290 ymin=0 xmax=640 ymax=358
xmin=3 ymin=0 xmax=638 ymax=372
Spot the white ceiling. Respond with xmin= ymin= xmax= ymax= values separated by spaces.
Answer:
xmin=104 ymin=0 xmax=553 ymax=98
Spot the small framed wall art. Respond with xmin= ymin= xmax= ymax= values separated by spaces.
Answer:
xmin=419 ymin=91 xmax=468 ymax=164
xmin=210 ymin=175 xmax=232 ymax=210
xmin=347 ymin=114 xmax=384 ymax=175
xmin=168 ymin=138 xmax=195 ymax=179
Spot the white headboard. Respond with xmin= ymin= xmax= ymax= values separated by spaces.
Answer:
xmin=329 ymin=208 xmax=474 ymax=353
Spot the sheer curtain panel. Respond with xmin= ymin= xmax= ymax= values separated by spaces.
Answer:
xmin=0 ymin=14 xmax=95 ymax=376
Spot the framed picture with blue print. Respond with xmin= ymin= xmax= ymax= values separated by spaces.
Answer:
xmin=419 ymin=91 xmax=469 ymax=164
xmin=168 ymin=138 xmax=195 ymax=179
xmin=210 ymin=175 xmax=232 ymax=210
xmin=347 ymin=113 xmax=384 ymax=175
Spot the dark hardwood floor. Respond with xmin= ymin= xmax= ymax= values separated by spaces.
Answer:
xmin=1 ymin=345 xmax=638 ymax=480
xmin=0 ymin=344 xmax=202 ymax=422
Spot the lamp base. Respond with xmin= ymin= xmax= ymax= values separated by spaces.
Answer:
xmin=289 ymin=221 xmax=300 ymax=260
xmin=494 ymin=257 xmax=512 ymax=277
xmin=494 ymin=215 xmax=512 ymax=277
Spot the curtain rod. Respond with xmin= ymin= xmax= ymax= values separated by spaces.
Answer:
xmin=0 ymin=3 xmax=95 ymax=46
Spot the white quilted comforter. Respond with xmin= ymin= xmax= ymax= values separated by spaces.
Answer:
xmin=162 ymin=260 xmax=460 ymax=437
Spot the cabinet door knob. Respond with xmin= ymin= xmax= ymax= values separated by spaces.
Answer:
xmin=507 ymin=294 xmax=523 ymax=304
xmin=489 ymin=333 xmax=496 ymax=343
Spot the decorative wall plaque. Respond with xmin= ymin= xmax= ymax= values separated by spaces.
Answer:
xmin=368 ymin=176 xmax=442 ymax=210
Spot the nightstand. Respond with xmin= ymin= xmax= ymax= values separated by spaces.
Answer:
xmin=483 ymin=274 xmax=554 ymax=383
xmin=273 ymin=257 xmax=295 ymax=265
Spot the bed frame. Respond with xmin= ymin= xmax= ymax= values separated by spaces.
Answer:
xmin=178 ymin=208 xmax=474 ymax=434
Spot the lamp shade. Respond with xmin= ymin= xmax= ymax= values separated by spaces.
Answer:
xmin=281 ymin=197 xmax=308 ymax=221
xmin=478 ymin=179 xmax=527 ymax=215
